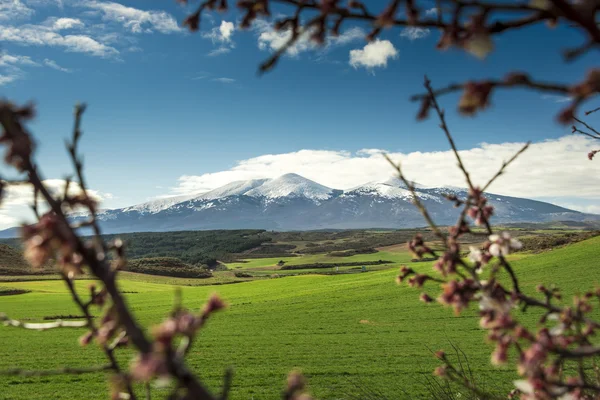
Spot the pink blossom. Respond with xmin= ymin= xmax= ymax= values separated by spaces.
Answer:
xmin=489 ymin=232 xmax=522 ymax=257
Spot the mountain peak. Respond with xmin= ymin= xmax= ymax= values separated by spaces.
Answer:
xmin=245 ymin=174 xmax=334 ymax=200
xmin=278 ymin=172 xmax=305 ymax=180
xmin=379 ymin=176 xmax=427 ymax=189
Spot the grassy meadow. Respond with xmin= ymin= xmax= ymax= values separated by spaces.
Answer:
xmin=1 ymin=234 xmax=599 ymax=399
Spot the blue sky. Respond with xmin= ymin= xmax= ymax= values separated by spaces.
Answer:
xmin=0 ymin=0 xmax=598 ymax=228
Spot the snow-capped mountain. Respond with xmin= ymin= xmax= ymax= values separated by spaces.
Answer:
xmin=244 ymin=173 xmax=336 ymax=200
xmin=0 ymin=174 xmax=595 ymax=237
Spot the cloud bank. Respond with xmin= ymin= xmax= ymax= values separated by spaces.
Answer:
xmin=255 ymin=21 xmax=365 ymax=57
xmin=3 ymin=136 xmax=599 ymax=230
xmin=0 ymin=180 xmax=112 ymax=229
xmin=81 ymin=1 xmax=180 ymax=34
xmin=169 ymin=135 xmax=600 ymax=211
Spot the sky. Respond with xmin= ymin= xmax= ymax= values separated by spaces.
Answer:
xmin=0 ymin=0 xmax=598 ymax=229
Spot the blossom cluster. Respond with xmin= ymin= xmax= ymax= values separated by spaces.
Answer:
xmin=398 ymin=184 xmax=600 ymax=399
xmin=21 ymin=213 xmax=83 ymax=278
xmin=130 ymin=294 xmax=226 ymax=382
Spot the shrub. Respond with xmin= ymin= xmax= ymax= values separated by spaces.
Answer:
xmin=518 ymin=231 xmax=600 ymax=252
xmin=127 ymin=257 xmax=213 ymax=278
xmin=328 ymin=248 xmax=378 ymax=257
xmin=280 ymin=260 xmax=392 ymax=270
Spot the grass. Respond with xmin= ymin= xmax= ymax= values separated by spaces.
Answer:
xmin=0 ymin=271 xmax=267 ymax=286
xmin=0 ymin=237 xmax=599 ymax=399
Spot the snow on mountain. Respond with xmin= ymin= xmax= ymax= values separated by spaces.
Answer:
xmin=379 ymin=176 xmax=428 ymax=189
xmin=244 ymin=173 xmax=335 ymax=200
xmin=344 ymin=181 xmax=413 ymax=200
xmin=122 ymin=193 xmax=198 ymax=214
xmin=194 ymin=178 xmax=269 ymax=200
xmin=2 ymin=173 xmax=595 ymax=238
xmin=345 ymin=177 xmax=441 ymax=202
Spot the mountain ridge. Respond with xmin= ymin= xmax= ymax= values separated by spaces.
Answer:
xmin=0 ymin=174 xmax=595 ymax=237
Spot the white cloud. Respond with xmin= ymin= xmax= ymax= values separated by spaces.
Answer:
xmin=202 ymin=20 xmax=235 ymax=56
xmin=95 ymin=30 xmax=138 ymax=47
xmin=255 ymin=20 xmax=364 ymax=57
xmin=0 ymin=0 xmax=34 ymax=21
xmin=24 ymin=0 xmax=64 ymax=9
xmin=0 ymin=24 xmax=120 ymax=57
xmin=0 ymin=179 xmax=111 ymax=229
xmin=43 ymin=58 xmax=72 ymax=72
xmin=0 ymin=52 xmax=40 ymax=85
xmin=567 ymin=204 xmax=600 ymax=214
xmin=167 ymin=136 xmax=600 ymax=209
xmin=400 ymin=27 xmax=430 ymax=40
xmin=81 ymin=1 xmax=180 ymax=34
xmin=541 ymin=94 xmax=573 ymax=103
xmin=0 ymin=214 xmax=18 ymax=228
xmin=257 ymin=26 xmax=310 ymax=56
xmin=0 ymin=52 xmax=73 ymax=85
xmin=425 ymin=7 xmax=438 ymax=16
xmin=0 ymin=73 xmax=21 ymax=85
xmin=0 ymin=53 xmax=39 ymax=67
xmin=536 ymin=201 xmax=600 ymax=214
xmin=349 ymin=39 xmax=398 ymax=70
xmin=208 ymin=47 xmax=230 ymax=56
xmin=212 ymin=77 xmax=235 ymax=83
xmin=219 ymin=20 xmax=234 ymax=42
xmin=2 ymin=179 xmax=108 ymax=207
xmin=46 ymin=17 xmax=84 ymax=31
xmin=329 ymin=27 xmax=365 ymax=46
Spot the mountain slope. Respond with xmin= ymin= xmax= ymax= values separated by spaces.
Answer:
xmin=0 ymin=174 xmax=595 ymax=237
xmin=194 ymin=178 xmax=268 ymax=200
xmin=121 ymin=193 xmax=199 ymax=215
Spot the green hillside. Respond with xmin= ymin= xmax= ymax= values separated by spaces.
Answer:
xmin=0 ymin=244 xmax=55 ymax=276
xmin=0 ymin=237 xmax=599 ymax=399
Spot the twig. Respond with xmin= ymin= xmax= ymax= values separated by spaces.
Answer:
xmin=219 ymin=368 xmax=234 ymax=400
xmin=383 ymin=153 xmax=448 ymax=246
xmin=423 ymin=76 xmax=475 ymax=191
xmin=61 ymin=274 xmax=138 ymax=400
xmin=574 ymin=117 xmax=600 ymax=137
xmin=0 ymin=102 xmax=217 ymax=400
xmin=482 ymin=142 xmax=530 ymax=192
xmin=65 ymin=103 xmax=104 ymax=248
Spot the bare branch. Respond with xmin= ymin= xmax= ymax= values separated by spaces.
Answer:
xmin=482 ymin=142 xmax=530 ymax=192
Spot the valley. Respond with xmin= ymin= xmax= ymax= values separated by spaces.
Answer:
xmin=1 ymin=228 xmax=599 ymax=399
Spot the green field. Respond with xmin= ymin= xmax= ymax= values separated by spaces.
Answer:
xmin=227 ymin=250 xmax=413 ymax=269
xmin=1 ymin=236 xmax=599 ymax=399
